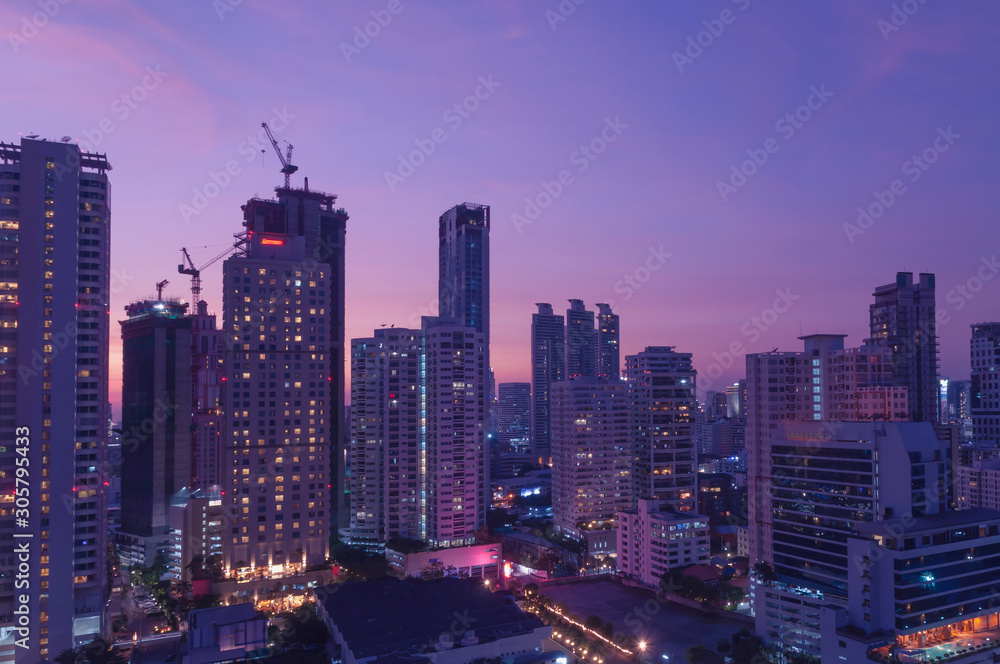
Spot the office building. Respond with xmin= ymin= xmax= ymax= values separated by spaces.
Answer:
xmin=595 ymin=302 xmax=620 ymax=380
xmin=498 ymin=382 xmax=531 ymax=453
xmin=565 ymin=299 xmax=596 ymax=379
xmin=118 ymin=299 xmax=193 ymax=568
xmin=625 ymin=346 xmax=697 ymax=512
xmin=551 ymin=377 xmax=631 ymax=538
xmin=0 ymin=137 xmax=110 ymax=658
xmin=834 ymin=509 xmax=1000 ymax=663
xmin=755 ymin=420 xmax=950 ymax=656
xmin=971 ymin=322 xmax=1000 ymax=444
xmin=745 ymin=334 xmax=909 ymax=566
xmin=531 ymin=303 xmax=564 ymax=464
xmin=867 ymin=272 xmax=939 ymax=423
xmin=221 ymin=191 xmax=335 ymax=576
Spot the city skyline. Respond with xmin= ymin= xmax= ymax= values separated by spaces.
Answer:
xmin=4 ymin=2 xmax=999 ymax=415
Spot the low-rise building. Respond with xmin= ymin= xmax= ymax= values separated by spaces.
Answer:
xmin=184 ymin=604 xmax=267 ymax=664
xmin=616 ymin=499 xmax=710 ymax=587
xmin=386 ymin=543 xmax=502 ymax=580
xmin=315 ymin=577 xmax=551 ymax=664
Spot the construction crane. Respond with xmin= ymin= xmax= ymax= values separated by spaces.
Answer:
xmin=155 ymin=279 xmax=169 ymax=300
xmin=178 ymin=245 xmax=235 ymax=306
xmin=262 ymin=122 xmax=298 ymax=188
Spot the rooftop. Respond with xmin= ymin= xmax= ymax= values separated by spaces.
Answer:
xmin=316 ymin=577 xmax=544 ymax=661
xmin=854 ymin=507 xmax=1000 ymax=537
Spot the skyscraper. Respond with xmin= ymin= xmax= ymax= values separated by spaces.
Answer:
xmin=498 ymin=382 xmax=531 ymax=453
xmin=595 ymin=303 xmax=620 ymax=380
xmin=625 ymin=346 xmax=697 ymax=511
xmin=0 ymin=137 xmax=111 ymax=658
xmin=221 ymin=189 xmax=337 ymax=575
xmin=868 ymin=272 xmax=939 ymax=422
xmin=421 ymin=317 xmax=487 ymax=547
xmin=438 ymin=203 xmax=490 ymax=519
xmin=347 ymin=327 xmax=421 ymax=547
xmin=119 ymin=299 xmax=193 ymax=569
xmin=438 ymin=203 xmax=490 ymax=340
xmin=971 ymin=322 xmax=1000 ymax=444
xmin=531 ymin=303 xmax=564 ymax=464
xmin=565 ymin=299 xmax=596 ymax=379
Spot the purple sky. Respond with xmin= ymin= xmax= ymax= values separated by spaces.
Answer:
xmin=4 ymin=0 xmax=999 ymax=413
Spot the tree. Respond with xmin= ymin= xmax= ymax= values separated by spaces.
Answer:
xmin=523 ymin=582 xmax=539 ymax=597
xmin=684 ymin=645 xmax=723 ymax=664
xmin=55 ymin=638 xmax=126 ymax=664
xmin=281 ymin=603 xmax=330 ymax=647
xmin=753 ymin=562 xmax=776 ymax=587
xmin=584 ymin=615 xmax=603 ymax=631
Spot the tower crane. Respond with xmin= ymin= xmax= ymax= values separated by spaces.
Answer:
xmin=178 ymin=245 xmax=236 ymax=306
xmin=155 ymin=279 xmax=169 ymax=300
xmin=262 ymin=122 xmax=298 ymax=188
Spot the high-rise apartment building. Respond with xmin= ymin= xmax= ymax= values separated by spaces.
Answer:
xmin=971 ymin=322 xmax=1000 ymax=444
xmin=531 ymin=303 xmax=564 ymax=464
xmin=119 ymin=299 xmax=193 ymax=569
xmin=191 ymin=300 xmax=224 ymax=490
xmin=551 ymin=377 xmax=631 ymax=537
xmin=565 ymin=299 xmax=596 ymax=379
xmin=221 ymin=191 xmax=336 ymax=576
xmin=595 ymin=303 xmax=620 ymax=380
xmin=625 ymin=346 xmax=697 ymax=512
xmin=497 ymin=383 xmax=531 ymax=453
xmin=867 ymin=272 xmax=939 ymax=422
xmin=347 ymin=319 xmax=487 ymax=549
xmin=0 ymin=137 xmax=111 ymax=658
xmin=422 ymin=317 xmax=488 ymax=547
xmin=347 ymin=328 xmax=421 ymax=547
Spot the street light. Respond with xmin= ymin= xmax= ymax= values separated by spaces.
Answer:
xmin=638 ymin=641 xmax=646 ymax=652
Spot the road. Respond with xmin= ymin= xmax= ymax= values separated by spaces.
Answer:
xmin=542 ymin=579 xmax=747 ymax=661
